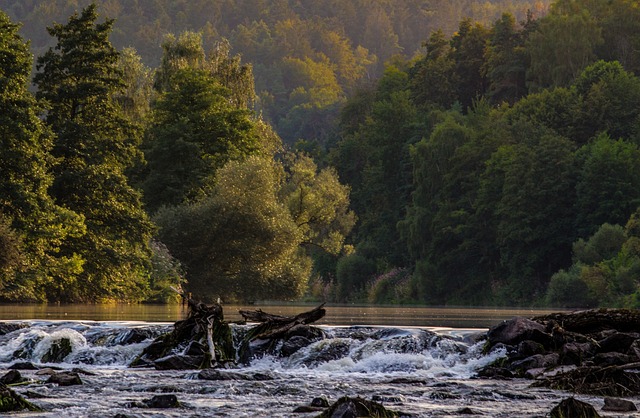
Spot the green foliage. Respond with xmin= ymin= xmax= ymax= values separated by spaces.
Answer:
xmin=142 ymin=68 xmax=263 ymax=212
xmin=0 ymin=9 xmax=85 ymax=302
xmin=546 ymin=266 xmax=595 ymax=308
xmin=281 ymin=153 xmax=356 ymax=256
xmin=367 ymin=268 xmax=412 ymax=304
xmin=0 ymin=216 xmax=22 ymax=275
xmin=156 ymin=156 xmax=310 ymax=303
xmin=575 ymin=135 xmax=640 ymax=237
xmin=33 ymin=4 xmax=154 ymax=302
xmin=573 ymin=223 xmax=627 ymax=265
xmin=335 ymin=254 xmax=376 ymax=302
xmin=146 ymin=240 xmax=185 ymax=303
xmin=526 ymin=8 xmax=602 ymax=91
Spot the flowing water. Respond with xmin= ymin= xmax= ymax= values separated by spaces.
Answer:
xmin=0 ymin=305 xmax=627 ymax=417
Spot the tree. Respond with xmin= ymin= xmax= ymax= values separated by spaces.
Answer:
xmin=0 ymin=10 xmax=84 ymax=301
xmin=450 ymin=18 xmax=490 ymax=110
xmin=574 ymin=134 xmax=640 ymax=237
xmin=484 ymin=13 xmax=529 ymax=104
xmin=526 ymin=8 xmax=602 ymax=90
xmin=280 ymin=152 xmax=356 ymax=259
xmin=33 ymin=4 xmax=154 ymax=302
xmin=141 ymin=68 xmax=263 ymax=212
xmin=486 ymin=126 xmax=578 ymax=304
xmin=409 ymin=29 xmax=457 ymax=109
xmin=155 ymin=156 xmax=310 ymax=303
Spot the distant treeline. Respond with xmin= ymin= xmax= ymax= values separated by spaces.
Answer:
xmin=1 ymin=0 xmax=549 ymax=145
xmin=2 ymin=0 xmax=640 ymax=308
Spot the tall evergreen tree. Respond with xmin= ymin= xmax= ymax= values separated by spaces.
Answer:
xmin=33 ymin=4 xmax=154 ymax=302
xmin=0 ymin=10 xmax=85 ymax=302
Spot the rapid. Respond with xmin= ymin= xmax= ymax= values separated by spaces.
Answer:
xmin=0 ymin=317 xmax=611 ymax=417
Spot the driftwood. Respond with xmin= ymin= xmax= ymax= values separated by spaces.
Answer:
xmin=130 ymin=296 xmax=234 ymax=369
xmin=239 ymin=304 xmax=326 ymax=340
xmin=533 ymin=308 xmax=640 ymax=334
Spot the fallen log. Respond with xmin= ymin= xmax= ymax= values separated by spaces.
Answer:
xmin=239 ymin=304 xmax=326 ymax=340
xmin=533 ymin=308 xmax=640 ymax=334
xmin=237 ymin=304 xmax=326 ymax=363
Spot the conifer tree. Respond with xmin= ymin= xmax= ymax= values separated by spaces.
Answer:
xmin=0 ymin=10 xmax=85 ymax=301
xmin=33 ymin=4 xmax=154 ymax=302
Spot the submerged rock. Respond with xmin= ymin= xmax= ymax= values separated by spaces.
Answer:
xmin=46 ymin=371 xmax=82 ymax=386
xmin=198 ymin=368 xmax=273 ymax=381
xmin=145 ymin=394 xmax=181 ymax=408
xmin=602 ymin=397 xmax=637 ymax=412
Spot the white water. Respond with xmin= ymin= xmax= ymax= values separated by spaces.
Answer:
xmin=0 ymin=321 xmax=620 ymax=417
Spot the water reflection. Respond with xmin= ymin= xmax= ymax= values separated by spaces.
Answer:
xmin=0 ymin=303 xmax=567 ymax=328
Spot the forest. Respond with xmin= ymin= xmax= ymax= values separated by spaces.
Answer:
xmin=1 ymin=0 xmax=640 ymax=308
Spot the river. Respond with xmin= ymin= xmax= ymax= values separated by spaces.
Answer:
xmin=0 ymin=304 xmax=622 ymax=417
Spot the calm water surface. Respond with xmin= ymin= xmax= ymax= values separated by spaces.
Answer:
xmin=0 ymin=303 xmax=564 ymax=327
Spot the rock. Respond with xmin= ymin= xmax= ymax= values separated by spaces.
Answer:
xmin=593 ymin=352 xmax=636 ymax=366
xmin=511 ymin=353 xmax=559 ymax=374
xmin=8 ymin=361 xmax=38 ymax=370
xmin=0 ymin=370 xmax=26 ymax=385
xmin=154 ymin=354 xmax=205 ymax=370
xmin=35 ymin=367 xmax=58 ymax=375
xmin=457 ymin=407 xmax=480 ymax=414
xmin=550 ymin=397 xmax=600 ymax=418
xmin=46 ymin=371 xmax=82 ymax=386
xmin=372 ymin=395 xmax=405 ymax=403
xmin=0 ymin=322 xmax=28 ymax=335
xmin=41 ymin=338 xmax=73 ymax=363
xmin=429 ymin=391 xmax=460 ymax=400
xmin=602 ymin=397 xmax=637 ymax=412
xmin=300 ymin=339 xmax=350 ymax=367
xmin=517 ymin=340 xmax=546 ymax=357
xmin=280 ymin=335 xmax=312 ymax=357
xmin=293 ymin=405 xmax=324 ymax=413
xmin=198 ymin=369 xmax=273 ymax=381
xmin=597 ymin=332 xmax=638 ymax=353
xmin=487 ymin=317 xmax=551 ymax=348
xmin=317 ymin=396 xmax=401 ymax=417
xmin=311 ymin=396 xmax=330 ymax=407
xmin=474 ymin=366 xmax=514 ymax=379
xmin=113 ymin=328 xmax=155 ymax=345
xmin=183 ymin=340 xmax=206 ymax=356
xmin=0 ymin=382 xmax=42 ymax=412
xmin=561 ymin=342 xmax=594 ymax=365
xmin=144 ymin=394 xmax=180 ymax=408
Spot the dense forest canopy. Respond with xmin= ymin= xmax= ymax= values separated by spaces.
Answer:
xmin=2 ymin=0 xmax=640 ymax=308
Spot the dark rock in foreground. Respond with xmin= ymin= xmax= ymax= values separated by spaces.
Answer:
xmin=550 ymin=397 xmax=600 ymax=418
xmin=316 ymin=396 xmax=403 ymax=418
xmin=0 ymin=382 xmax=42 ymax=412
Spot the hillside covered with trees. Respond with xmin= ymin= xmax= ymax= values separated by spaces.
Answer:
xmin=2 ymin=0 xmax=640 ymax=308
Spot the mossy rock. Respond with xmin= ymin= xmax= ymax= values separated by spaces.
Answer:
xmin=41 ymin=338 xmax=72 ymax=363
xmin=0 ymin=383 xmax=42 ymax=412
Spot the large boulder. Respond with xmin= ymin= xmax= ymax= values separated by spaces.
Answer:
xmin=487 ymin=317 xmax=551 ymax=348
